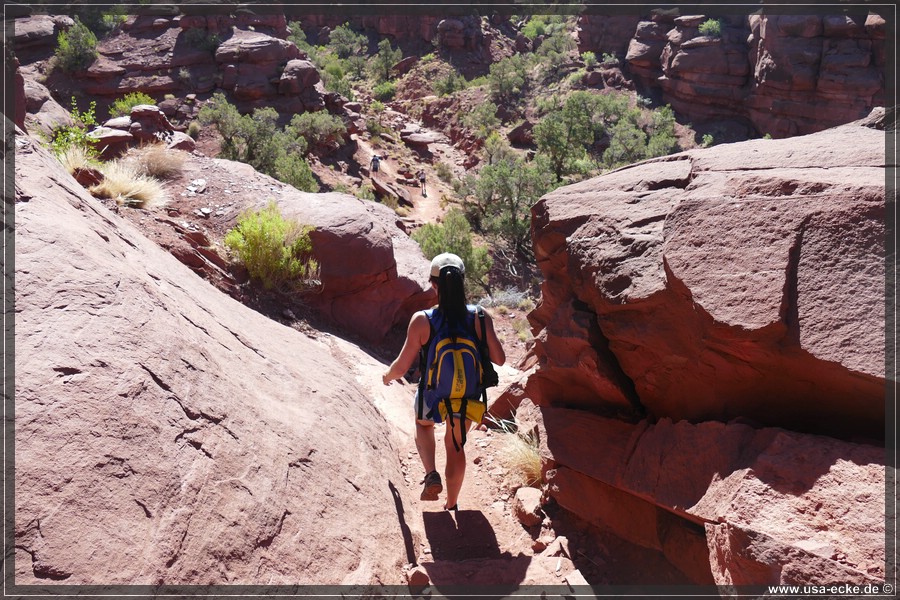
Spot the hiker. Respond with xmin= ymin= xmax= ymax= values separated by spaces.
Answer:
xmin=370 ymin=154 xmax=381 ymax=175
xmin=417 ymin=169 xmax=426 ymax=196
xmin=382 ymin=253 xmax=506 ymax=511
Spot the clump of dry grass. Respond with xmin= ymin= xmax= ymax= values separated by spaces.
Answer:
xmin=486 ymin=414 xmax=543 ymax=488
xmin=56 ymin=145 xmax=100 ymax=175
xmin=124 ymin=143 xmax=185 ymax=180
xmin=90 ymin=160 xmax=167 ymax=209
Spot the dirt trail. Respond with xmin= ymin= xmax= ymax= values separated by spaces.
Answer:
xmin=334 ymin=334 xmax=586 ymax=589
xmin=354 ymin=126 xmax=464 ymax=227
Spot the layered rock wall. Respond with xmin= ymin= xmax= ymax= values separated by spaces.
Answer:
xmin=581 ymin=11 xmax=886 ymax=137
xmin=520 ymin=115 xmax=887 ymax=585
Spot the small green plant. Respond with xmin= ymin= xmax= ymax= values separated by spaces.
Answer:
xmin=698 ymin=18 xmax=723 ymax=38
xmin=356 ymin=184 xmax=376 ymax=201
xmin=50 ymin=98 xmax=99 ymax=159
xmin=54 ymin=17 xmax=98 ymax=73
xmin=187 ymin=120 xmax=202 ymax=139
xmin=701 ymin=133 xmax=714 ymax=147
xmin=413 ymin=208 xmax=492 ymax=295
xmin=581 ymin=51 xmax=597 ymax=68
xmin=275 ymin=154 xmax=319 ymax=192
xmin=366 ymin=118 xmax=389 ymax=137
xmin=433 ymin=70 xmax=467 ymax=96
xmin=421 ymin=52 xmax=436 ymax=63
xmin=373 ymin=80 xmax=397 ymax=101
xmin=763 ymin=133 xmax=773 ymax=140
xmin=601 ymin=52 xmax=619 ymax=66
xmin=108 ymin=92 xmax=155 ymax=118
xmin=484 ymin=414 xmax=543 ymax=488
xmin=224 ymin=202 xmax=320 ymax=291
xmin=184 ymin=28 xmax=221 ymax=53
xmin=521 ymin=16 xmax=547 ymax=39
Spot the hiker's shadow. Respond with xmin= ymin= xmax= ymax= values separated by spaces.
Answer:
xmin=420 ymin=510 xmax=531 ymax=593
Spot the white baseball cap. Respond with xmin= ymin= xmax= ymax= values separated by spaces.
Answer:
xmin=430 ymin=253 xmax=465 ymax=278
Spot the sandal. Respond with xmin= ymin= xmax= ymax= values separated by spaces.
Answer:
xmin=444 ymin=504 xmax=458 ymax=511
xmin=421 ymin=470 xmax=443 ymax=501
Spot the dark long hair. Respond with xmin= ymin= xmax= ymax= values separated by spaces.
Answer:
xmin=435 ymin=266 xmax=468 ymax=335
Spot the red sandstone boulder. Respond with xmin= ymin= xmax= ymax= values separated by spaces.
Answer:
xmin=215 ymin=30 xmax=300 ymax=65
xmin=519 ymin=400 xmax=885 ymax=586
xmin=529 ymin=117 xmax=885 ymax=440
xmin=14 ymin=129 xmax=414 ymax=584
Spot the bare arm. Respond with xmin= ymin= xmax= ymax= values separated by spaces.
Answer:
xmin=478 ymin=310 xmax=506 ymax=366
xmin=382 ymin=312 xmax=431 ymax=385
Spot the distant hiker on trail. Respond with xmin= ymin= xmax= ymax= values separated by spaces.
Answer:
xmin=417 ymin=169 xmax=426 ymax=196
xmin=370 ymin=154 xmax=381 ymax=175
xmin=382 ymin=253 xmax=506 ymax=511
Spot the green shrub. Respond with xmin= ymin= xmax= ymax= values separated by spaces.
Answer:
xmin=581 ymin=51 xmax=597 ymax=68
xmin=50 ymin=97 xmax=99 ymax=159
xmin=433 ymin=70 xmax=466 ymax=97
xmin=701 ymin=133 xmax=715 ymax=147
xmin=109 ymin=92 xmax=155 ymax=118
xmin=370 ymin=38 xmax=402 ymax=83
xmin=286 ymin=111 xmax=347 ymax=153
xmin=373 ymin=80 xmax=397 ymax=101
xmin=461 ymin=102 xmax=500 ymax=140
xmin=184 ymin=28 xmax=221 ymax=53
xmin=412 ymin=208 xmax=492 ymax=295
xmin=698 ymin=18 xmax=722 ymax=37
xmin=187 ymin=121 xmax=202 ymax=139
xmin=601 ymin=52 xmax=619 ymax=66
xmin=274 ymin=154 xmax=319 ymax=192
xmin=328 ymin=23 xmax=367 ymax=59
xmin=521 ymin=16 xmax=547 ymax=39
xmin=224 ymin=202 xmax=319 ymax=291
xmin=488 ymin=55 xmax=527 ymax=100
xmin=356 ymin=184 xmax=376 ymax=201
xmin=435 ymin=161 xmax=454 ymax=183
xmin=55 ymin=18 xmax=98 ymax=73
xmin=366 ymin=118 xmax=389 ymax=137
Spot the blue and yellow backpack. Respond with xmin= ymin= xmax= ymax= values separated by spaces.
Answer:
xmin=416 ymin=304 xmax=496 ymax=449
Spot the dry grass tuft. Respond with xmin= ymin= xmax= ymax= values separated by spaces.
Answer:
xmin=125 ymin=143 xmax=185 ymax=180
xmin=56 ymin=145 xmax=99 ymax=174
xmin=90 ymin=160 xmax=168 ymax=209
xmin=486 ymin=414 xmax=543 ymax=488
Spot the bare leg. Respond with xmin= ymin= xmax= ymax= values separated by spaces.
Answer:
xmin=443 ymin=417 xmax=472 ymax=509
xmin=415 ymin=419 xmax=436 ymax=474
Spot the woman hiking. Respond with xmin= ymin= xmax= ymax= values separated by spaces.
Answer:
xmin=382 ymin=253 xmax=506 ymax=510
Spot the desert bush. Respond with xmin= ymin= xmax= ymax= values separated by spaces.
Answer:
xmin=372 ymin=80 xmax=396 ymax=101
xmin=370 ymin=38 xmax=402 ymax=83
xmin=125 ymin=143 xmax=185 ymax=179
xmin=701 ymin=133 xmax=715 ymax=147
xmin=433 ymin=70 xmax=467 ymax=97
xmin=90 ymin=160 xmax=167 ymax=208
xmin=275 ymin=154 xmax=319 ymax=192
xmin=328 ymin=23 xmax=367 ymax=59
xmin=485 ymin=415 xmax=542 ymax=487
xmin=187 ymin=120 xmax=202 ymax=139
xmin=521 ymin=16 xmax=547 ymax=39
xmin=356 ymin=184 xmax=376 ymax=201
xmin=601 ymin=52 xmax=619 ymax=67
xmin=108 ymin=92 xmax=155 ymax=119
xmin=184 ymin=28 xmax=221 ymax=53
xmin=54 ymin=18 xmax=98 ymax=73
xmin=412 ymin=208 xmax=492 ymax=295
xmin=699 ymin=18 xmax=723 ymax=37
xmin=435 ymin=161 xmax=454 ymax=183
xmin=75 ymin=7 xmax=127 ymax=37
xmin=461 ymin=102 xmax=500 ymax=140
xmin=224 ymin=202 xmax=320 ymax=291
xmin=581 ymin=51 xmax=597 ymax=68
xmin=488 ymin=55 xmax=527 ymax=100
xmin=50 ymin=98 xmax=99 ymax=159
xmin=286 ymin=111 xmax=346 ymax=153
